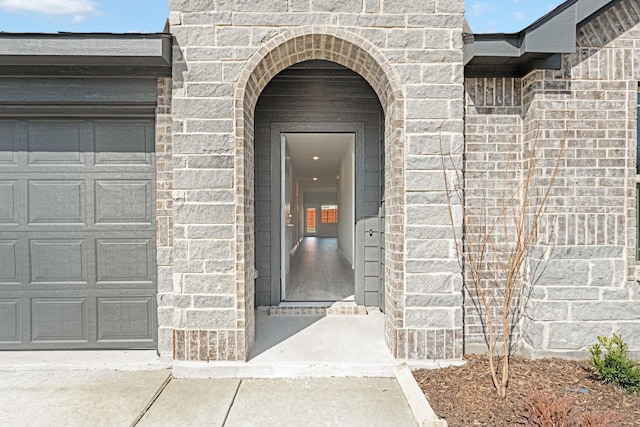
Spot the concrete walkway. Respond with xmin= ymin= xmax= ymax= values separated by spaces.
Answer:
xmin=0 ymin=311 xmax=455 ymax=426
xmin=174 ymin=308 xmax=401 ymax=378
xmin=0 ymin=369 xmax=418 ymax=427
xmin=0 ymin=369 xmax=171 ymax=427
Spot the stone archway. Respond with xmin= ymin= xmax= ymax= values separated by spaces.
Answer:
xmin=234 ymin=27 xmax=405 ymax=359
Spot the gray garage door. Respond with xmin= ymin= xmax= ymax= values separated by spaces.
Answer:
xmin=0 ymin=117 xmax=157 ymax=349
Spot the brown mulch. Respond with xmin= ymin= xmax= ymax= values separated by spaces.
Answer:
xmin=413 ymin=355 xmax=640 ymax=426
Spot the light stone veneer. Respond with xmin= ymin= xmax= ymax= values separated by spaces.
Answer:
xmin=163 ymin=0 xmax=466 ymax=361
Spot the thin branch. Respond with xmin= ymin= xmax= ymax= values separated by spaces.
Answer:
xmin=440 ymin=122 xmax=566 ymax=398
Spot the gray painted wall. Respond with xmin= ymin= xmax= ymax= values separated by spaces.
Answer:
xmin=254 ymin=60 xmax=383 ymax=307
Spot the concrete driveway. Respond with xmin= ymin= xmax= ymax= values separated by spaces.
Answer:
xmin=0 ymin=369 xmax=171 ymax=427
xmin=0 ymin=370 xmax=418 ymax=427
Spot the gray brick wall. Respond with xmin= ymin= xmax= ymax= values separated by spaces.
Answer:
xmin=464 ymin=0 xmax=640 ymax=357
xmin=463 ymin=76 xmax=524 ymax=351
xmin=156 ymin=77 xmax=174 ymax=358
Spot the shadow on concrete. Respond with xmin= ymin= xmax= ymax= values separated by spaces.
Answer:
xmin=244 ymin=308 xmax=395 ymax=376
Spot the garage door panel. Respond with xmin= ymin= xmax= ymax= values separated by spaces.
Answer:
xmin=95 ymin=179 xmax=152 ymax=224
xmin=93 ymin=278 xmax=156 ymax=290
xmin=0 ymin=180 xmax=18 ymax=225
xmin=30 ymin=297 xmax=88 ymax=343
xmin=0 ymin=121 xmax=18 ymax=166
xmin=96 ymin=239 xmax=153 ymax=283
xmin=28 ymin=179 xmax=86 ymax=225
xmin=29 ymin=239 xmax=87 ymax=284
xmin=97 ymin=296 xmax=154 ymax=342
xmin=94 ymin=120 xmax=154 ymax=168
xmin=0 ymin=298 xmax=20 ymax=342
xmin=26 ymin=121 xmax=88 ymax=167
xmin=0 ymin=239 xmax=19 ymax=283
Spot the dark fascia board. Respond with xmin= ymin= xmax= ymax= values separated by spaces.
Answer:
xmin=464 ymin=0 xmax=616 ymax=77
xmin=0 ymin=33 xmax=172 ymax=76
xmin=464 ymin=53 xmax=563 ymax=78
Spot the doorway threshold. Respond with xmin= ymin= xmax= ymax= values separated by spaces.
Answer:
xmin=269 ymin=301 xmax=369 ymax=316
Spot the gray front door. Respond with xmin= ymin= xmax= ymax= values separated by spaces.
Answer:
xmin=0 ymin=118 xmax=157 ymax=349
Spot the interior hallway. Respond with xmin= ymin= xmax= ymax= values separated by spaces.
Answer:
xmin=285 ymin=237 xmax=354 ymax=301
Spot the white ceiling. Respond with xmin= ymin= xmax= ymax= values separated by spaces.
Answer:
xmin=285 ymin=133 xmax=354 ymax=192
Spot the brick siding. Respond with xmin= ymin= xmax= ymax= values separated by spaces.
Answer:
xmin=464 ymin=0 xmax=640 ymax=357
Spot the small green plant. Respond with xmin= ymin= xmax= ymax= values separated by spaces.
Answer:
xmin=589 ymin=334 xmax=640 ymax=395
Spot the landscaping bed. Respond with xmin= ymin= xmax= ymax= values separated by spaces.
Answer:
xmin=413 ymin=355 xmax=640 ymax=426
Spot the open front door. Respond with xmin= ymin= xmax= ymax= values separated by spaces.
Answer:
xmin=281 ymin=135 xmax=293 ymax=300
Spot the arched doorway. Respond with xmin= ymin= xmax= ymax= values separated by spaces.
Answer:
xmin=234 ymin=29 xmax=404 ymax=359
xmin=255 ymin=60 xmax=382 ymax=308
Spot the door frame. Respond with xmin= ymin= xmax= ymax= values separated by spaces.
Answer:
xmin=280 ymin=134 xmax=292 ymax=300
xmin=269 ymin=122 xmax=365 ymax=306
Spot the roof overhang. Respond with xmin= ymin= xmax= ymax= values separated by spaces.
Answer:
xmin=464 ymin=0 xmax=617 ymax=78
xmin=0 ymin=33 xmax=172 ymax=77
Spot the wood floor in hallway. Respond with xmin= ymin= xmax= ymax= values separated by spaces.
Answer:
xmin=285 ymin=237 xmax=354 ymax=301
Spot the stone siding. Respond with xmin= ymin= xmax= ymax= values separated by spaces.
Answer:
xmin=523 ymin=0 xmax=640 ymax=357
xmin=168 ymin=0 xmax=466 ymax=361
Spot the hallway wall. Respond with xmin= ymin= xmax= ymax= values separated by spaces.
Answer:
xmin=338 ymin=138 xmax=355 ymax=267
xmin=289 ymin=165 xmax=302 ymax=254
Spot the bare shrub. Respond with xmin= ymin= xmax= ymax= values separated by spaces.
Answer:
xmin=441 ymin=130 xmax=565 ymax=397
xmin=581 ymin=411 xmax=622 ymax=427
